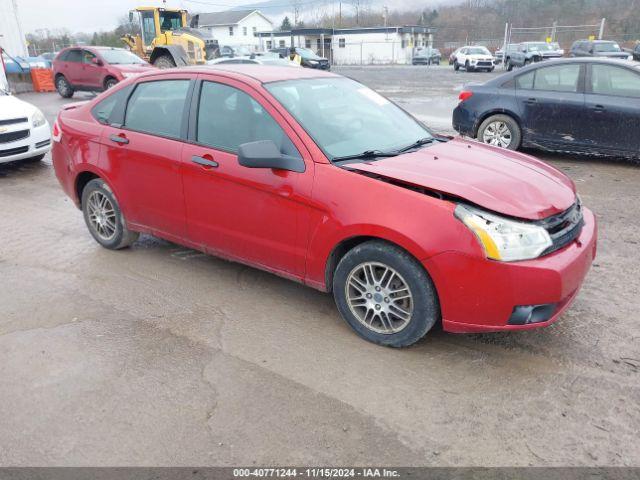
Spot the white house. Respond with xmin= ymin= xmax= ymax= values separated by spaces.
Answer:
xmin=191 ymin=10 xmax=273 ymax=49
xmin=257 ymin=26 xmax=435 ymax=65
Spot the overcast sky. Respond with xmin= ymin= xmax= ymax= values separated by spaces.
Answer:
xmin=16 ymin=0 xmax=258 ymax=34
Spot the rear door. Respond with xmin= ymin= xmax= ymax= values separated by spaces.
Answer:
xmin=514 ymin=63 xmax=585 ymax=148
xmin=583 ymin=63 xmax=640 ymax=153
xmin=61 ymin=49 xmax=83 ymax=85
xmin=100 ymin=75 xmax=194 ymax=240
xmin=180 ymin=75 xmax=314 ymax=277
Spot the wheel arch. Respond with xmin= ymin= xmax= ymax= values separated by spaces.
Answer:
xmin=150 ymin=45 xmax=190 ymax=66
xmin=103 ymin=75 xmax=118 ymax=89
xmin=473 ymin=108 xmax=523 ymax=137
xmin=324 ymin=234 xmax=429 ymax=294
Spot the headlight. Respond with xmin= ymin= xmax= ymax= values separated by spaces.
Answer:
xmin=32 ymin=109 xmax=46 ymax=128
xmin=454 ymin=204 xmax=552 ymax=262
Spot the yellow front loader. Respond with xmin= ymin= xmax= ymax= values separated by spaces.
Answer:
xmin=122 ymin=6 xmax=219 ymax=68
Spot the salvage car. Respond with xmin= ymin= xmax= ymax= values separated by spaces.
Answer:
xmin=453 ymin=58 xmax=640 ymax=158
xmin=0 ymin=86 xmax=51 ymax=164
xmin=569 ymin=40 xmax=631 ymax=60
xmin=53 ymin=47 xmax=155 ymax=98
xmin=506 ymin=42 xmax=564 ymax=70
xmin=51 ymin=65 xmax=596 ymax=347
xmin=453 ymin=46 xmax=495 ymax=72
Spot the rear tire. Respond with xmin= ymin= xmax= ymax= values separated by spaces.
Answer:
xmin=153 ymin=55 xmax=176 ymax=69
xmin=81 ymin=179 xmax=139 ymax=250
xmin=332 ymin=240 xmax=439 ymax=348
xmin=477 ymin=114 xmax=521 ymax=150
xmin=55 ymin=75 xmax=74 ymax=98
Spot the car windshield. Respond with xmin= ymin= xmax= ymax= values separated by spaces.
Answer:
xmin=594 ymin=42 xmax=621 ymax=52
xmin=265 ymin=77 xmax=433 ymax=160
xmin=99 ymin=49 xmax=146 ymax=65
xmin=296 ymin=48 xmax=321 ymax=59
xmin=468 ymin=47 xmax=490 ymax=55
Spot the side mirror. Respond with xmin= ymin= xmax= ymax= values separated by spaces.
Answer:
xmin=238 ymin=140 xmax=305 ymax=173
xmin=91 ymin=57 xmax=102 ymax=65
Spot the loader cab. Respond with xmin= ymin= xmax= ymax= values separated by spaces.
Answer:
xmin=129 ymin=7 xmax=188 ymax=47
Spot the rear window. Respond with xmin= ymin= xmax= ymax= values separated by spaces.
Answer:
xmin=124 ymin=80 xmax=190 ymax=138
xmin=533 ymin=64 xmax=581 ymax=92
xmin=64 ymin=49 xmax=82 ymax=63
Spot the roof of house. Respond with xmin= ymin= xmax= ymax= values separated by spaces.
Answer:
xmin=192 ymin=10 xmax=272 ymax=27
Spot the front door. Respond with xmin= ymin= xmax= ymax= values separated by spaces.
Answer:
xmin=583 ymin=63 xmax=640 ymax=154
xmin=515 ymin=63 xmax=585 ymax=148
xmin=181 ymin=77 xmax=314 ymax=277
xmin=100 ymin=77 xmax=193 ymax=240
xmin=80 ymin=50 xmax=103 ymax=89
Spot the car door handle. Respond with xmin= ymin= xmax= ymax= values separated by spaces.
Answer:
xmin=592 ymin=104 xmax=606 ymax=113
xmin=525 ymin=98 xmax=537 ymax=105
xmin=109 ymin=134 xmax=129 ymax=145
xmin=192 ymin=155 xmax=218 ymax=168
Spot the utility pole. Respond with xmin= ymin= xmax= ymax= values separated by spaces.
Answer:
xmin=598 ymin=18 xmax=606 ymax=39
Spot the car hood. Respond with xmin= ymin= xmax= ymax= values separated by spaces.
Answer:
xmin=594 ymin=51 xmax=629 ymax=58
xmin=347 ymin=138 xmax=576 ymax=220
xmin=0 ymin=94 xmax=37 ymax=120
xmin=111 ymin=64 xmax=155 ymax=73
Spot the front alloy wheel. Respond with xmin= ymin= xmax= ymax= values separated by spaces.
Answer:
xmin=345 ymin=262 xmax=414 ymax=334
xmin=333 ymin=240 xmax=439 ymax=347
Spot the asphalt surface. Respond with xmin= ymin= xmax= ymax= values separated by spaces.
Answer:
xmin=1 ymin=65 xmax=639 ymax=467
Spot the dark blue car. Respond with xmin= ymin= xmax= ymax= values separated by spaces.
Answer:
xmin=453 ymin=58 xmax=640 ymax=158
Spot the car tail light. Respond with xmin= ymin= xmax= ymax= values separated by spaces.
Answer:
xmin=459 ymin=90 xmax=473 ymax=102
xmin=52 ymin=119 xmax=62 ymax=143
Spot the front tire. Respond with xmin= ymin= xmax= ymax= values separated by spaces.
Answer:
xmin=55 ymin=75 xmax=74 ymax=98
xmin=453 ymin=60 xmax=460 ymax=71
xmin=477 ymin=114 xmax=522 ymax=150
xmin=104 ymin=77 xmax=118 ymax=90
xmin=153 ymin=55 xmax=176 ymax=69
xmin=81 ymin=179 xmax=139 ymax=250
xmin=333 ymin=240 xmax=439 ymax=347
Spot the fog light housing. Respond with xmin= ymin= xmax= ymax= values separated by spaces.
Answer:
xmin=508 ymin=304 xmax=556 ymax=325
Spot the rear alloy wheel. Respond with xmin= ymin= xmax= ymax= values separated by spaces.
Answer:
xmin=333 ymin=240 xmax=439 ymax=347
xmin=55 ymin=75 xmax=74 ymax=98
xmin=478 ymin=114 xmax=521 ymax=150
xmin=82 ymin=179 xmax=139 ymax=249
xmin=153 ymin=55 xmax=176 ymax=69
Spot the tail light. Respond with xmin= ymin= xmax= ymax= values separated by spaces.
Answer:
xmin=52 ymin=119 xmax=62 ymax=143
xmin=459 ymin=90 xmax=473 ymax=102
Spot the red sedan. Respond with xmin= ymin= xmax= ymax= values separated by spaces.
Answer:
xmin=51 ymin=66 xmax=597 ymax=347
xmin=52 ymin=47 xmax=155 ymax=98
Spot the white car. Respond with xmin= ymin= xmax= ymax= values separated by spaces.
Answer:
xmin=0 ymin=87 xmax=51 ymax=164
xmin=453 ymin=46 xmax=495 ymax=72
xmin=207 ymin=55 xmax=299 ymax=67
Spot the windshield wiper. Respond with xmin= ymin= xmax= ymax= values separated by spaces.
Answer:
xmin=395 ymin=137 xmax=436 ymax=153
xmin=332 ymin=150 xmax=399 ymax=162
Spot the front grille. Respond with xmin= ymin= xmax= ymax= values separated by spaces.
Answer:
xmin=538 ymin=199 xmax=584 ymax=255
xmin=477 ymin=61 xmax=493 ymax=67
xmin=0 ymin=145 xmax=29 ymax=157
xmin=0 ymin=129 xmax=30 ymax=144
xmin=0 ymin=117 xmax=28 ymax=127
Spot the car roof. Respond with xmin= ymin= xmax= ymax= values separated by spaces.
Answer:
xmin=135 ymin=64 xmax=338 ymax=84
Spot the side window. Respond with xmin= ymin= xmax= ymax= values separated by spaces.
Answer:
xmin=591 ymin=65 xmax=640 ymax=98
xmin=339 ymin=38 xmax=345 ymax=48
xmin=196 ymin=81 xmax=301 ymax=158
xmin=125 ymin=80 xmax=190 ymax=138
xmin=516 ymin=71 xmax=535 ymax=90
xmin=91 ymin=87 xmax=130 ymax=124
xmin=140 ymin=11 xmax=157 ymax=45
xmin=533 ymin=64 xmax=581 ymax=93
xmin=66 ymin=49 xmax=82 ymax=63
xmin=82 ymin=50 xmax=96 ymax=64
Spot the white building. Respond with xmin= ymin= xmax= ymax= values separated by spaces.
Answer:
xmin=191 ymin=10 xmax=273 ymax=49
xmin=257 ymin=26 xmax=435 ymax=65
xmin=0 ymin=0 xmax=28 ymax=57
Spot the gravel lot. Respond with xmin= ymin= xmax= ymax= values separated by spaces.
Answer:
xmin=1 ymin=65 xmax=639 ymax=467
